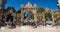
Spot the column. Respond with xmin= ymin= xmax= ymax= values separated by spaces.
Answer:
xmin=43 ymin=14 xmax=45 ymax=25
xmin=56 ymin=12 xmax=59 ymax=25
xmin=13 ymin=16 xmax=16 ymax=24
xmin=34 ymin=13 xmax=37 ymax=22
xmin=52 ymin=13 xmax=55 ymax=25
xmin=21 ymin=10 xmax=24 ymax=23
xmin=33 ymin=10 xmax=37 ymax=28
xmin=34 ymin=10 xmax=37 ymax=23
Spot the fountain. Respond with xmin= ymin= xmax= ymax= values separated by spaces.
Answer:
xmin=24 ymin=17 xmax=35 ymax=26
xmin=46 ymin=19 xmax=53 ymax=26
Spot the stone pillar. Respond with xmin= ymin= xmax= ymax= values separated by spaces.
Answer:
xmin=43 ymin=14 xmax=45 ymax=25
xmin=56 ymin=12 xmax=59 ymax=25
xmin=34 ymin=10 xmax=37 ymax=23
xmin=52 ymin=13 xmax=55 ymax=25
xmin=13 ymin=16 xmax=16 ymax=24
xmin=34 ymin=14 xmax=37 ymax=22
xmin=33 ymin=10 xmax=37 ymax=28
xmin=21 ymin=10 xmax=24 ymax=23
xmin=34 ymin=14 xmax=38 ymax=28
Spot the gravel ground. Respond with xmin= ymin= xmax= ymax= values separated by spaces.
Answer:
xmin=0 ymin=25 xmax=59 ymax=32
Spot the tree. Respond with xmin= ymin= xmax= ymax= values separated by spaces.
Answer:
xmin=37 ymin=7 xmax=45 ymax=13
xmin=56 ymin=13 xmax=60 ymax=24
xmin=37 ymin=7 xmax=45 ymax=22
xmin=28 ymin=12 xmax=34 ymax=19
xmin=45 ymin=13 xmax=52 ymax=21
xmin=7 ymin=7 xmax=16 ymax=12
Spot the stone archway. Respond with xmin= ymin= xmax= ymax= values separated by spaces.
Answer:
xmin=44 ymin=12 xmax=53 ymax=25
xmin=20 ymin=2 xmax=37 ymax=23
xmin=43 ymin=8 xmax=55 ymax=25
xmin=24 ymin=11 xmax=34 ymax=19
xmin=6 ymin=13 xmax=13 ymax=22
xmin=45 ymin=13 xmax=52 ymax=21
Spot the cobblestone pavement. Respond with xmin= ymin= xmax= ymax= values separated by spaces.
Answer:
xmin=0 ymin=25 xmax=59 ymax=32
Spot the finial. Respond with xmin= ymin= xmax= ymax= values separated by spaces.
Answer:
xmin=34 ymin=4 xmax=37 ymax=7
xmin=45 ymin=8 xmax=49 ymax=12
xmin=21 ymin=4 xmax=24 ymax=7
xmin=28 ymin=2 xmax=30 ymax=4
xmin=45 ymin=7 xmax=49 ymax=10
xmin=25 ymin=2 xmax=32 ymax=7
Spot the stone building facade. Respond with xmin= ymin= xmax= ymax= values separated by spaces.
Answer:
xmin=0 ymin=0 xmax=60 ymax=25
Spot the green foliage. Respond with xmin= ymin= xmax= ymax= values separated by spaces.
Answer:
xmin=37 ymin=7 xmax=45 ymax=13
xmin=28 ymin=12 xmax=34 ymax=19
xmin=58 ymin=14 xmax=60 ymax=18
xmin=7 ymin=7 xmax=16 ymax=12
xmin=45 ymin=13 xmax=52 ymax=20
xmin=37 ymin=16 xmax=41 ymax=21
xmin=57 ymin=14 xmax=60 ymax=20
xmin=53 ymin=13 xmax=60 ymax=24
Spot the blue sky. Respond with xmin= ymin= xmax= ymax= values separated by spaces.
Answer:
xmin=5 ymin=0 xmax=58 ymax=11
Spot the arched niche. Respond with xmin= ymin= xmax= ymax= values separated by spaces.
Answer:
xmin=21 ymin=8 xmax=37 ymax=23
